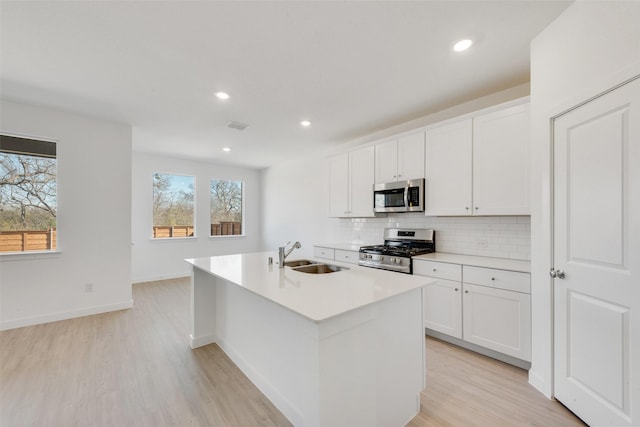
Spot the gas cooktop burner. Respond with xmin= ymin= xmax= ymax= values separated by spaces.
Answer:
xmin=358 ymin=228 xmax=436 ymax=274
xmin=359 ymin=245 xmax=434 ymax=257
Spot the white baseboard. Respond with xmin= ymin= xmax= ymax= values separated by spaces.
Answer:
xmin=528 ymin=368 xmax=553 ymax=399
xmin=189 ymin=333 xmax=216 ymax=349
xmin=0 ymin=300 xmax=133 ymax=331
xmin=132 ymin=272 xmax=190 ymax=284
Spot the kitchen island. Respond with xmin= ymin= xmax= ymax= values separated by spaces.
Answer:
xmin=186 ymin=251 xmax=436 ymax=427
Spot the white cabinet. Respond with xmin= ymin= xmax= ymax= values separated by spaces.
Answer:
xmin=334 ymin=249 xmax=359 ymax=264
xmin=414 ymin=260 xmax=462 ymax=338
xmin=313 ymin=246 xmax=359 ymax=265
xmin=314 ymin=246 xmax=335 ymax=260
xmin=424 ymin=119 xmax=473 ymax=215
xmin=414 ymin=258 xmax=531 ymax=362
xmin=423 ymin=278 xmax=462 ymax=339
xmin=462 ymin=283 xmax=531 ymax=361
xmin=424 ymin=100 xmax=530 ymax=216
xmin=375 ymin=131 xmax=425 ymax=184
xmin=473 ymin=103 xmax=530 ymax=215
xmin=329 ymin=146 xmax=375 ymax=217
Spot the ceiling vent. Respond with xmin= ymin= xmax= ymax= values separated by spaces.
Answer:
xmin=226 ymin=121 xmax=249 ymax=131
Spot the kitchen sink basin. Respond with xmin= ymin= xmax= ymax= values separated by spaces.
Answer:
xmin=291 ymin=263 xmax=346 ymax=274
xmin=284 ymin=259 xmax=315 ymax=267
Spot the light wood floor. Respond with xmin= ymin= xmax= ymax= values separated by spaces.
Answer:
xmin=1 ymin=278 xmax=586 ymax=427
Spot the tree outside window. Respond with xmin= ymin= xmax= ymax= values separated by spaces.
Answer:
xmin=0 ymin=135 xmax=57 ymax=252
xmin=210 ymin=180 xmax=243 ymax=236
xmin=152 ymin=173 xmax=195 ymax=238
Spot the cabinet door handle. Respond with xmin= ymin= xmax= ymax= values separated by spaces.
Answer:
xmin=491 ymin=277 xmax=495 ymax=281
xmin=432 ymin=268 xmax=437 ymax=272
xmin=465 ymin=206 xmax=470 ymax=210
xmin=464 ymin=290 xmax=469 ymax=294
xmin=475 ymin=207 xmax=479 ymax=210
xmin=454 ymin=288 xmax=459 ymax=291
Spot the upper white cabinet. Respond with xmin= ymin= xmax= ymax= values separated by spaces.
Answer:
xmin=375 ymin=131 xmax=425 ymax=184
xmin=473 ymin=103 xmax=530 ymax=215
xmin=424 ymin=119 xmax=473 ymax=215
xmin=424 ymin=100 xmax=530 ymax=216
xmin=329 ymin=146 xmax=375 ymax=218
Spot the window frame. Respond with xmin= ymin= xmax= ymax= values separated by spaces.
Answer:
xmin=0 ymin=132 xmax=59 ymax=256
xmin=150 ymin=172 xmax=197 ymax=240
xmin=209 ymin=178 xmax=245 ymax=238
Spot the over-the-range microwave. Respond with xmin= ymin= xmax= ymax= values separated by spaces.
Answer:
xmin=373 ymin=178 xmax=425 ymax=213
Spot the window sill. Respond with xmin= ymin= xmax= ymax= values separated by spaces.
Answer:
xmin=149 ymin=236 xmax=198 ymax=242
xmin=209 ymin=234 xmax=246 ymax=239
xmin=0 ymin=250 xmax=63 ymax=262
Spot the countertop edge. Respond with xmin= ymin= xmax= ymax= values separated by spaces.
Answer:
xmin=412 ymin=252 xmax=531 ymax=273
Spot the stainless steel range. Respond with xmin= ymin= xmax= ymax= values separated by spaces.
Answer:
xmin=359 ymin=228 xmax=435 ymax=274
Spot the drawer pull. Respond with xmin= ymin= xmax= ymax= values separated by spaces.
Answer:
xmin=433 ymin=268 xmax=437 ymax=271
xmin=491 ymin=277 xmax=495 ymax=281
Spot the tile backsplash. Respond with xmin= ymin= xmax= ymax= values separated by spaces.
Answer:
xmin=330 ymin=213 xmax=531 ymax=261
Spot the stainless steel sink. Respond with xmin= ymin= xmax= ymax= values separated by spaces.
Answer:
xmin=284 ymin=259 xmax=315 ymax=267
xmin=291 ymin=263 xmax=346 ymax=274
xmin=283 ymin=259 xmax=347 ymax=274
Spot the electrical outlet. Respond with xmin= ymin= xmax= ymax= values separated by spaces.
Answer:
xmin=476 ymin=239 xmax=489 ymax=249
xmin=85 ymin=283 xmax=94 ymax=293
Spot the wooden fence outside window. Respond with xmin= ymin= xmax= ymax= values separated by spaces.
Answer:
xmin=0 ymin=229 xmax=57 ymax=252
xmin=152 ymin=222 xmax=242 ymax=238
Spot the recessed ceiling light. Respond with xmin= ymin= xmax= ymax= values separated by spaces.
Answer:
xmin=222 ymin=147 xmax=231 ymax=152
xmin=453 ymin=39 xmax=473 ymax=52
xmin=300 ymin=120 xmax=311 ymax=127
xmin=215 ymin=91 xmax=230 ymax=100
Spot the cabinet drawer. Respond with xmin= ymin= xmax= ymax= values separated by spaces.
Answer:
xmin=335 ymin=249 xmax=359 ymax=264
xmin=413 ymin=260 xmax=462 ymax=281
xmin=313 ymin=246 xmax=335 ymax=260
xmin=463 ymin=266 xmax=530 ymax=294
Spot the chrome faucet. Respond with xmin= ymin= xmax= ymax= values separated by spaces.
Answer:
xmin=279 ymin=241 xmax=301 ymax=267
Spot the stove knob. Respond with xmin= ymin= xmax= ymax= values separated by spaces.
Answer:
xmin=380 ymin=256 xmax=384 ymax=261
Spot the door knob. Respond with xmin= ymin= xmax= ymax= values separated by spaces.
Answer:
xmin=550 ymin=268 xmax=566 ymax=279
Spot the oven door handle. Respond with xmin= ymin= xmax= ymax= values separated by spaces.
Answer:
xmin=404 ymin=186 xmax=409 ymax=208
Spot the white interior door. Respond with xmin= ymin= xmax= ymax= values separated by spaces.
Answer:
xmin=553 ymin=76 xmax=639 ymax=426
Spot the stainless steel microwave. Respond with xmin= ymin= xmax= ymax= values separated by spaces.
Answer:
xmin=373 ymin=178 xmax=425 ymax=213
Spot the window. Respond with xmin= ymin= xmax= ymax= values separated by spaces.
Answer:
xmin=0 ymin=134 xmax=57 ymax=252
xmin=210 ymin=179 xmax=243 ymax=236
xmin=152 ymin=173 xmax=195 ymax=238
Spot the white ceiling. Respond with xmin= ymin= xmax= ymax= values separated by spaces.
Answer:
xmin=1 ymin=1 xmax=571 ymax=169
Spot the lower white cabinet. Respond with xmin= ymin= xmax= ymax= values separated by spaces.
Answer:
xmin=314 ymin=246 xmax=335 ymax=260
xmin=415 ymin=258 xmax=531 ymax=362
xmin=462 ymin=283 xmax=531 ymax=361
xmin=334 ymin=249 xmax=359 ymax=264
xmin=423 ymin=279 xmax=462 ymax=339
xmin=313 ymin=246 xmax=359 ymax=265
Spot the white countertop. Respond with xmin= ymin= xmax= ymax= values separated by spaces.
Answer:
xmin=413 ymin=252 xmax=531 ymax=273
xmin=186 ymin=251 xmax=435 ymax=323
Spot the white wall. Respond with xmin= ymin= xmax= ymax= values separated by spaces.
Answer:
xmin=529 ymin=1 xmax=640 ymax=397
xmin=261 ymin=84 xmax=532 ymax=260
xmin=0 ymin=100 xmax=132 ymax=330
xmin=131 ymin=152 xmax=262 ymax=282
